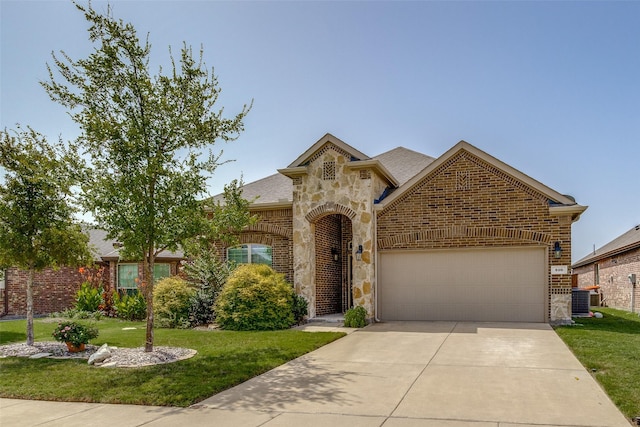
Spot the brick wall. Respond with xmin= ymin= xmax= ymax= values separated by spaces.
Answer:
xmin=235 ymin=208 xmax=294 ymax=283
xmin=315 ymin=215 xmax=343 ymax=315
xmin=377 ymin=150 xmax=574 ymax=320
xmin=573 ymin=247 xmax=640 ymax=312
xmin=2 ymin=265 xmax=107 ymax=316
xmin=0 ymin=260 xmax=185 ymax=317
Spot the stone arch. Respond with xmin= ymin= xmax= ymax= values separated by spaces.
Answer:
xmin=305 ymin=202 xmax=357 ymax=223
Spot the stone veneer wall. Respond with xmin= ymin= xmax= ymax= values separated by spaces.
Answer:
xmin=573 ymin=246 xmax=640 ymax=313
xmin=376 ymin=150 xmax=574 ymax=323
xmin=292 ymin=144 xmax=389 ymax=318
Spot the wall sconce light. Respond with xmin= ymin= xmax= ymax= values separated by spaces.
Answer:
xmin=355 ymin=244 xmax=363 ymax=261
xmin=331 ymin=247 xmax=339 ymax=262
xmin=553 ymin=241 xmax=562 ymax=259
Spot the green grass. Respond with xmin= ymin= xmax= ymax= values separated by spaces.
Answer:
xmin=555 ymin=307 xmax=640 ymax=420
xmin=0 ymin=317 xmax=345 ymax=407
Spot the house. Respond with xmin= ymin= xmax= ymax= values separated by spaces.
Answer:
xmin=572 ymin=224 xmax=640 ymax=313
xmin=218 ymin=133 xmax=587 ymax=324
xmin=0 ymin=228 xmax=184 ymax=316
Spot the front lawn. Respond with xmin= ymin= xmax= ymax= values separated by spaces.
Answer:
xmin=555 ymin=308 xmax=640 ymax=420
xmin=0 ymin=317 xmax=345 ymax=406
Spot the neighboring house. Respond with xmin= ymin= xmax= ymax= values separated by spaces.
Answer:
xmin=0 ymin=228 xmax=183 ymax=316
xmin=217 ymin=133 xmax=587 ymax=324
xmin=572 ymin=225 xmax=640 ymax=313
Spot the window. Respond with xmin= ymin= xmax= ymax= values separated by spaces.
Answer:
xmin=154 ymin=263 xmax=171 ymax=282
xmin=594 ymin=263 xmax=600 ymax=285
xmin=227 ymin=244 xmax=272 ymax=267
xmin=0 ymin=269 xmax=5 ymax=290
xmin=118 ymin=264 xmax=139 ymax=290
xmin=117 ymin=263 xmax=172 ymax=290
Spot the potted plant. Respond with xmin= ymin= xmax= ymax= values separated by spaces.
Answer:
xmin=52 ymin=321 xmax=99 ymax=352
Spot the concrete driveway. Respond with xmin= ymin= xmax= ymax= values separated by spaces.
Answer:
xmin=0 ymin=322 xmax=631 ymax=427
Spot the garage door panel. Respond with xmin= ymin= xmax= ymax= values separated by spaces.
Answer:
xmin=378 ymin=248 xmax=546 ymax=322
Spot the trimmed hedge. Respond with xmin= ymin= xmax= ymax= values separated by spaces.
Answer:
xmin=153 ymin=277 xmax=196 ymax=328
xmin=215 ymin=264 xmax=295 ymax=330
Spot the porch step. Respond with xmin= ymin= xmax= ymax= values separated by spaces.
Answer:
xmin=308 ymin=313 xmax=345 ymax=323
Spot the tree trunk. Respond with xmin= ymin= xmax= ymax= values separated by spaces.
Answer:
xmin=144 ymin=248 xmax=154 ymax=352
xmin=26 ymin=268 xmax=34 ymax=346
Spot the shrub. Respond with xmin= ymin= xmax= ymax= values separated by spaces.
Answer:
xmin=183 ymin=251 xmax=236 ymax=327
xmin=215 ymin=264 xmax=295 ymax=330
xmin=52 ymin=321 xmax=99 ymax=346
xmin=113 ymin=290 xmax=146 ymax=321
xmin=75 ymin=282 xmax=103 ymax=312
xmin=344 ymin=306 xmax=367 ymax=328
xmin=292 ymin=294 xmax=308 ymax=325
xmin=153 ymin=276 xmax=196 ymax=328
xmin=188 ymin=288 xmax=216 ymax=327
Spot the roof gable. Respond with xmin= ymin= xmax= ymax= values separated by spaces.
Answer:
xmin=287 ymin=133 xmax=370 ymax=168
xmin=376 ymin=141 xmax=586 ymax=219
xmin=373 ymin=146 xmax=435 ymax=186
xmin=573 ymin=224 xmax=640 ymax=267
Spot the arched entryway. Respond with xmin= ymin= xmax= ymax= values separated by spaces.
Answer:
xmin=314 ymin=214 xmax=353 ymax=315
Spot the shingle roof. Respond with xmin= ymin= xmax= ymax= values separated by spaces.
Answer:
xmin=223 ymin=143 xmax=436 ymax=207
xmin=373 ymin=146 xmax=435 ymax=186
xmin=235 ymin=173 xmax=294 ymax=204
xmin=86 ymin=227 xmax=184 ymax=261
xmin=572 ymin=224 xmax=640 ymax=268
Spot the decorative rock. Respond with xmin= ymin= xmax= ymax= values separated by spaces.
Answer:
xmin=88 ymin=343 xmax=112 ymax=365
xmin=29 ymin=353 xmax=53 ymax=359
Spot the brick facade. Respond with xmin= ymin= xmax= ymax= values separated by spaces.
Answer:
xmin=234 ymin=208 xmax=294 ymax=283
xmin=1 ymin=266 xmax=99 ymax=316
xmin=315 ymin=215 xmax=343 ymax=315
xmin=573 ymin=247 xmax=640 ymax=312
xmin=0 ymin=260 xmax=179 ymax=317
xmin=376 ymin=150 xmax=574 ymax=322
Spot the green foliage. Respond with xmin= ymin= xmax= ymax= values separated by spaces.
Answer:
xmin=344 ymin=306 xmax=367 ymax=328
xmin=75 ymin=282 xmax=103 ymax=312
xmin=188 ymin=288 xmax=217 ymax=327
xmin=51 ymin=321 xmax=99 ymax=347
xmin=292 ymin=295 xmax=308 ymax=325
xmin=42 ymin=2 xmax=251 ymax=350
xmin=0 ymin=126 xmax=92 ymax=345
xmin=0 ymin=317 xmax=345 ymax=406
xmin=215 ymin=264 xmax=295 ymax=331
xmin=555 ymin=308 xmax=640 ymax=418
xmin=113 ymin=291 xmax=147 ymax=321
xmin=153 ymin=277 xmax=196 ymax=328
xmin=55 ymin=308 xmax=103 ymax=321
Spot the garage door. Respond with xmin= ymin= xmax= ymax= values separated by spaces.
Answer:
xmin=378 ymin=247 xmax=546 ymax=322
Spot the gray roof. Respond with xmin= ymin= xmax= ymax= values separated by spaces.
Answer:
xmin=572 ymin=224 xmax=640 ymax=268
xmin=222 ymin=144 xmax=436 ymax=206
xmin=373 ymin=146 xmax=435 ymax=186
xmin=236 ymin=173 xmax=294 ymax=205
xmin=86 ymin=227 xmax=184 ymax=261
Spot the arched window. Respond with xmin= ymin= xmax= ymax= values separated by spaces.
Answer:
xmin=227 ymin=244 xmax=272 ymax=267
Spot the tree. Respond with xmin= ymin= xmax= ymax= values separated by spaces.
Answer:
xmin=42 ymin=3 xmax=250 ymax=351
xmin=0 ymin=126 xmax=92 ymax=345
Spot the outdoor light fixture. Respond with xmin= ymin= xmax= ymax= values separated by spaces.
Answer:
xmin=331 ymin=247 xmax=339 ymax=262
xmin=355 ymin=244 xmax=363 ymax=261
xmin=553 ymin=241 xmax=562 ymax=259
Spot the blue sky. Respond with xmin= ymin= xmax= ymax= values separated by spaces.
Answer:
xmin=1 ymin=1 xmax=639 ymax=262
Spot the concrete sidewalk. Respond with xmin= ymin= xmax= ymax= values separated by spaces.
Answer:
xmin=0 ymin=322 xmax=632 ymax=427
